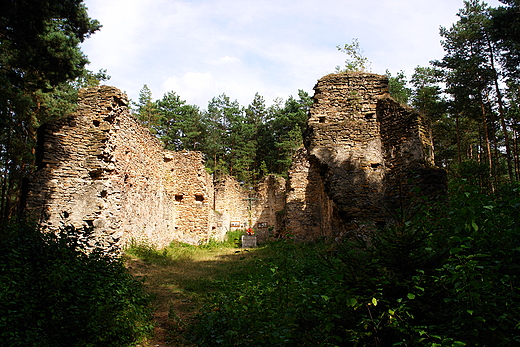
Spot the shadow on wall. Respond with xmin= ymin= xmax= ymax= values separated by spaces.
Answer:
xmin=24 ymin=87 xmax=130 ymax=249
xmin=285 ymin=146 xmax=447 ymax=242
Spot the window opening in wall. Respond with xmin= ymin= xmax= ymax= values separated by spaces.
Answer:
xmin=89 ymin=170 xmax=103 ymax=180
xmin=365 ymin=113 xmax=374 ymax=120
xmin=175 ymin=194 xmax=183 ymax=202
xmin=319 ymin=116 xmax=326 ymax=123
xmin=371 ymin=163 xmax=381 ymax=169
xmin=195 ymin=194 xmax=204 ymax=202
xmin=93 ymin=120 xmax=100 ymax=127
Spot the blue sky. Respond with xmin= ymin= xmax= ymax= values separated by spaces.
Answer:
xmin=81 ymin=0 xmax=504 ymax=109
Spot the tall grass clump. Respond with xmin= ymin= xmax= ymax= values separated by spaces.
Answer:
xmin=125 ymin=239 xmax=198 ymax=264
xmin=0 ymin=223 xmax=152 ymax=347
xmin=188 ymin=180 xmax=520 ymax=346
xmin=125 ymin=229 xmax=246 ymax=265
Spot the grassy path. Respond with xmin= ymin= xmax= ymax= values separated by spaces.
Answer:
xmin=126 ymin=246 xmax=264 ymax=347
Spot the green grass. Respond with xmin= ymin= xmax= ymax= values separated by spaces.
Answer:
xmin=129 ymin=183 xmax=520 ymax=346
xmin=125 ymin=232 xmax=271 ymax=346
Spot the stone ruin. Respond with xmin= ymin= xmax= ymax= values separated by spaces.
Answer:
xmin=25 ymin=72 xmax=446 ymax=249
xmin=285 ymin=73 xmax=446 ymax=240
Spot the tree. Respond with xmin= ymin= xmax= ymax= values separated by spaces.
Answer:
xmin=0 ymin=0 xmax=101 ymax=222
xmin=134 ymin=85 xmax=161 ymax=132
xmin=201 ymin=94 xmax=242 ymax=177
xmin=259 ymin=90 xmax=311 ymax=175
xmin=491 ymin=0 xmax=520 ymax=179
xmin=385 ymin=70 xmax=412 ymax=105
xmin=335 ymin=38 xmax=371 ymax=73
xmin=410 ymin=66 xmax=445 ymax=117
xmin=244 ymin=93 xmax=269 ymax=181
xmin=156 ymin=91 xmax=204 ymax=151
xmin=433 ymin=0 xmax=515 ymax=184
xmin=409 ymin=66 xmax=455 ymax=168
xmin=490 ymin=0 xmax=520 ymax=80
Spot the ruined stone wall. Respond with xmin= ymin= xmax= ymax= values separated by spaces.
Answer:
xmin=377 ymin=98 xmax=446 ymax=207
xmin=26 ymin=86 xmax=221 ymax=248
xmin=214 ymin=176 xmax=251 ymax=233
xmin=285 ymin=148 xmax=339 ymax=241
xmin=304 ymin=73 xmax=390 ymax=228
xmin=252 ymin=174 xmax=286 ymax=242
xmin=286 ymin=72 xmax=446 ymax=239
xmin=213 ymin=174 xmax=286 ymax=243
xmin=27 ymin=74 xmax=446 ymax=248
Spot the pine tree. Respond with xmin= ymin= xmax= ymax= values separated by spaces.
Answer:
xmin=0 ymin=0 xmax=101 ymax=222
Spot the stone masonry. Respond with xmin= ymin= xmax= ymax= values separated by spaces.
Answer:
xmin=26 ymin=86 xmax=218 ymax=248
xmin=26 ymin=86 xmax=287 ymax=249
xmin=285 ymin=72 xmax=446 ymax=240
xmin=26 ymin=73 xmax=445 ymax=248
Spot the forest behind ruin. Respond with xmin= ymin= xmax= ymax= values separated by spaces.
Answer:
xmin=1 ymin=1 xmax=520 ymax=346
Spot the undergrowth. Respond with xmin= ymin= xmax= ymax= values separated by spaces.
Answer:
xmin=0 ymin=223 xmax=152 ymax=347
xmin=125 ymin=229 xmax=246 ymax=265
xmin=187 ymin=180 xmax=520 ymax=346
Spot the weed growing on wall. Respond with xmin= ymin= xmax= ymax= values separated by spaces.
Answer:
xmin=0 ymin=224 xmax=152 ymax=347
xmin=187 ymin=180 xmax=520 ymax=346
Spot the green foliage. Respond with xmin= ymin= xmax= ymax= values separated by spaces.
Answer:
xmin=126 ymin=230 xmax=247 ymax=266
xmin=125 ymin=240 xmax=184 ymax=265
xmin=431 ymin=0 xmax=518 ymax=181
xmin=335 ymin=38 xmax=371 ymax=73
xmin=0 ymin=223 xmax=152 ymax=347
xmin=257 ymin=90 xmax=311 ymax=176
xmin=188 ymin=182 xmax=520 ymax=346
xmin=156 ymin=91 xmax=204 ymax=151
xmin=490 ymin=0 xmax=520 ymax=79
xmin=134 ymin=84 xmax=161 ymax=132
xmin=386 ymin=70 xmax=412 ymax=105
xmin=221 ymin=228 xmax=246 ymax=248
xmin=135 ymin=85 xmax=311 ymax=184
xmin=1 ymin=0 xmax=102 ymax=222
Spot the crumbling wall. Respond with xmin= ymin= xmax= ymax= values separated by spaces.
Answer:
xmin=26 ymin=86 xmax=220 ymax=248
xmin=286 ymin=72 xmax=446 ymax=239
xmin=213 ymin=174 xmax=286 ymax=242
xmin=377 ymin=98 xmax=446 ymax=208
xmin=27 ymin=73 xmax=446 ymax=249
xmin=252 ymin=174 xmax=286 ymax=242
xmin=214 ymin=176 xmax=251 ymax=233
xmin=285 ymin=148 xmax=339 ymax=241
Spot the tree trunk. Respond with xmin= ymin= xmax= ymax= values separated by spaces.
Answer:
xmin=480 ymin=101 xmax=494 ymax=191
xmin=456 ymin=114 xmax=462 ymax=165
xmin=487 ymin=37 xmax=514 ymax=181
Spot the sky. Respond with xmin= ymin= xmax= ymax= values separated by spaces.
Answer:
xmin=81 ymin=0 xmax=504 ymax=110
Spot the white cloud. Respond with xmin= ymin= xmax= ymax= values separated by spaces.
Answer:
xmin=211 ymin=56 xmax=241 ymax=66
xmin=161 ymin=72 xmax=215 ymax=107
xmin=82 ymin=0 xmax=505 ymax=109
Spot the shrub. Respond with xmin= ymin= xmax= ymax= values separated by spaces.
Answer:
xmin=188 ymin=181 xmax=520 ymax=346
xmin=0 ymin=223 xmax=152 ymax=347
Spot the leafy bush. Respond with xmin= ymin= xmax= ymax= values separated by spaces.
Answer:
xmin=125 ymin=229 xmax=246 ymax=265
xmin=125 ymin=239 xmax=194 ymax=264
xmin=201 ymin=229 xmax=246 ymax=249
xmin=188 ymin=180 xmax=520 ymax=346
xmin=0 ymin=223 xmax=152 ymax=347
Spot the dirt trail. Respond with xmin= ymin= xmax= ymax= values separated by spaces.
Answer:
xmin=127 ymin=247 xmax=259 ymax=347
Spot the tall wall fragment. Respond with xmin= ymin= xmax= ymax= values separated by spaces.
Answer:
xmin=26 ymin=73 xmax=446 ymax=248
xmin=286 ymin=72 xmax=446 ymax=239
xmin=26 ymin=86 xmax=219 ymax=248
